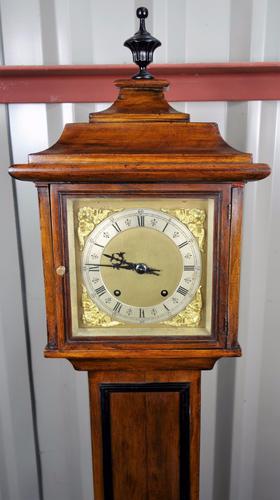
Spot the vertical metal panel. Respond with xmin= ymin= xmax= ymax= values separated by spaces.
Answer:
xmin=53 ymin=0 xmax=72 ymax=64
xmin=0 ymin=103 xmax=40 ymax=500
xmin=0 ymin=0 xmax=43 ymax=63
xmin=185 ymin=0 xmax=231 ymax=62
xmin=0 ymin=5 xmax=40 ymax=498
xmin=250 ymin=0 xmax=268 ymax=60
xmin=0 ymin=1 xmax=279 ymax=500
xmin=185 ymin=3 xmax=231 ymax=497
xmin=229 ymin=0 xmax=253 ymax=60
xmin=39 ymin=0 xmax=59 ymax=64
xmin=253 ymin=100 xmax=280 ymax=500
xmin=233 ymin=102 xmax=278 ymax=500
xmin=229 ymin=2 xmax=280 ymax=499
xmin=91 ymin=0 xmax=134 ymax=64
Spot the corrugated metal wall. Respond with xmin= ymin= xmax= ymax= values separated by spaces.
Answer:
xmin=0 ymin=1 xmax=279 ymax=499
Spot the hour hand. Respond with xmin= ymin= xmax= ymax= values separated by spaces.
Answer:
xmin=103 ymin=252 xmax=126 ymax=267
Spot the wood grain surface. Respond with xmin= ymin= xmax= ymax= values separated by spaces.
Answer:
xmin=9 ymin=79 xmax=270 ymax=183
xmin=88 ymin=370 xmax=201 ymax=500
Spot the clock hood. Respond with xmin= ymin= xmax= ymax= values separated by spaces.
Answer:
xmin=9 ymin=77 xmax=270 ymax=183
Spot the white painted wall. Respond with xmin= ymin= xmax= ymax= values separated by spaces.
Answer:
xmin=0 ymin=1 xmax=279 ymax=499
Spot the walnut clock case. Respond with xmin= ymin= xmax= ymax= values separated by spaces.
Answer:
xmin=9 ymin=8 xmax=270 ymax=500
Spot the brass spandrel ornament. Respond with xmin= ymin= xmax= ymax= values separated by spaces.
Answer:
xmin=162 ymin=208 xmax=206 ymax=252
xmin=81 ymin=285 xmax=121 ymax=327
xmin=77 ymin=207 xmax=122 ymax=250
xmin=163 ymin=286 xmax=202 ymax=328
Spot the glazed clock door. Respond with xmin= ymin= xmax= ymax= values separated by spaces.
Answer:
xmin=50 ymin=183 xmax=231 ymax=351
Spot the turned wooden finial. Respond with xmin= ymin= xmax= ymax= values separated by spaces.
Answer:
xmin=124 ymin=6 xmax=161 ymax=80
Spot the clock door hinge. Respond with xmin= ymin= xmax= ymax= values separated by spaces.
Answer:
xmin=227 ymin=203 xmax=232 ymax=222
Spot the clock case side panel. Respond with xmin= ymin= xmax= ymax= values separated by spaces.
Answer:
xmin=227 ymin=186 xmax=244 ymax=349
xmin=37 ymin=184 xmax=58 ymax=350
xmin=46 ymin=183 xmax=238 ymax=357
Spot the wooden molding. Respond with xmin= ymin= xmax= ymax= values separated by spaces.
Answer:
xmin=10 ymin=161 xmax=270 ymax=184
xmin=1 ymin=63 xmax=280 ymax=103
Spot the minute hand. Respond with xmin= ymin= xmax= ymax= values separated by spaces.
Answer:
xmin=85 ymin=263 xmax=133 ymax=270
xmin=85 ymin=262 xmax=160 ymax=275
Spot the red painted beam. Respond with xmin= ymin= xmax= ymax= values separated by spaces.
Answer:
xmin=1 ymin=63 xmax=280 ymax=103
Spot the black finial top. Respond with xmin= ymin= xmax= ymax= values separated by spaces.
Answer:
xmin=124 ymin=7 xmax=161 ymax=80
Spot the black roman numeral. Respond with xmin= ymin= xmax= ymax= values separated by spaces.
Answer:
xmin=95 ymin=285 xmax=106 ymax=297
xmin=178 ymin=241 xmax=189 ymax=249
xmin=113 ymin=302 xmax=122 ymax=314
xmin=162 ymin=221 xmax=169 ymax=232
xmin=139 ymin=308 xmax=145 ymax=318
xmin=137 ymin=215 xmax=145 ymax=227
xmin=177 ymin=286 xmax=188 ymax=296
xmin=184 ymin=265 xmax=195 ymax=271
xmin=88 ymin=265 xmax=99 ymax=272
xmin=163 ymin=304 xmax=170 ymax=312
xmin=112 ymin=222 xmax=121 ymax=233
xmin=94 ymin=242 xmax=104 ymax=248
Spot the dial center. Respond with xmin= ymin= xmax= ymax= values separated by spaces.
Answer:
xmin=135 ymin=263 xmax=147 ymax=274
xmin=100 ymin=227 xmax=183 ymax=307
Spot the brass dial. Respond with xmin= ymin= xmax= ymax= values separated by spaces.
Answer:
xmin=82 ymin=208 xmax=201 ymax=324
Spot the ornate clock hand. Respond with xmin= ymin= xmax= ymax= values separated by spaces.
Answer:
xmin=102 ymin=252 xmax=161 ymax=275
xmin=85 ymin=263 xmax=160 ymax=274
xmin=102 ymin=252 xmax=128 ymax=269
xmin=85 ymin=261 xmax=136 ymax=271
xmin=103 ymin=252 xmax=125 ymax=264
xmin=84 ymin=263 xmax=128 ymax=269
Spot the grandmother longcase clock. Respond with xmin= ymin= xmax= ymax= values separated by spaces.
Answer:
xmin=10 ymin=8 xmax=270 ymax=500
